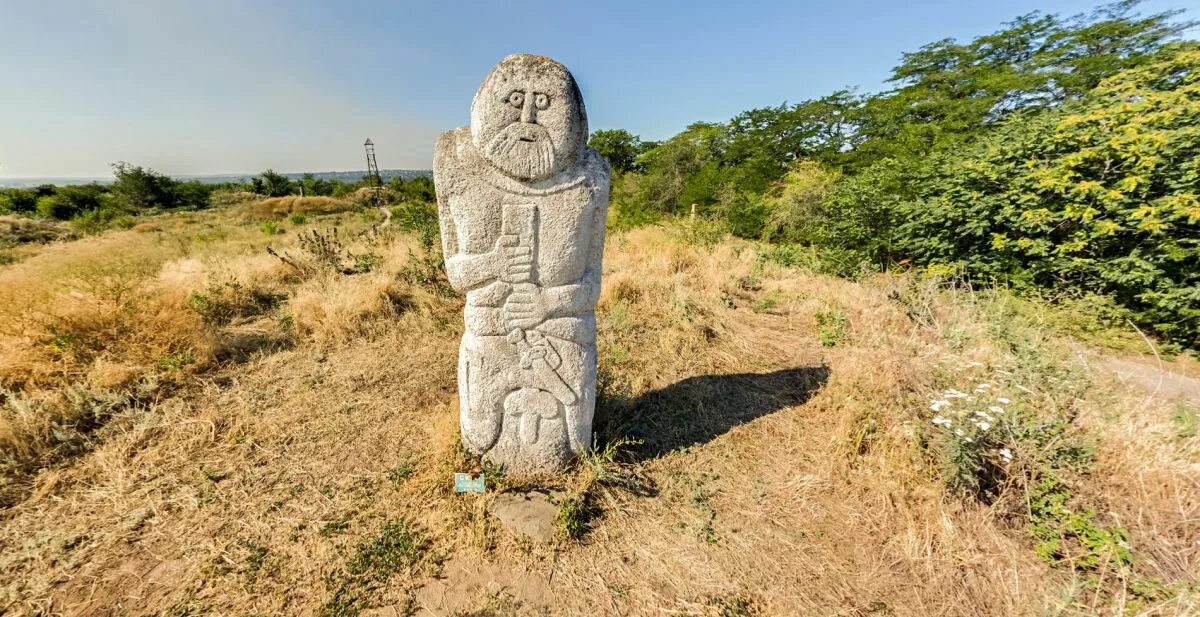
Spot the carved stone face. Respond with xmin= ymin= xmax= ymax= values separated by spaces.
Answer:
xmin=470 ymin=55 xmax=588 ymax=182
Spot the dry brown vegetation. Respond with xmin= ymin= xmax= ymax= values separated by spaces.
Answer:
xmin=0 ymin=207 xmax=1196 ymax=616
xmin=0 ymin=216 xmax=75 ymax=265
xmin=0 ymin=216 xmax=74 ymax=246
xmin=242 ymin=195 xmax=360 ymax=219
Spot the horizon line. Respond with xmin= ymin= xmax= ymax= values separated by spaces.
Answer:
xmin=0 ymin=167 xmax=434 ymax=182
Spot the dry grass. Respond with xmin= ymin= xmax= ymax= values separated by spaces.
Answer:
xmin=0 ymin=211 xmax=383 ymax=505
xmin=208 ymin=190 xmax=261 ymax=209
xmin=0 ymin=217 xmax=1196 ymax=616
xmin=0 ymin=216 xmax=74 ymax=246
xmin=242 ymin=195 xmax=358 ymax=218
xmin=0 ymin=216 xmax=75 ymax=265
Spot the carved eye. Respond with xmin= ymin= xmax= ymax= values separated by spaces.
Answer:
xmin=507 ymin=91 xmax=524 ymax=109
xmin=534 ymin=93 xmax=550 ymax=110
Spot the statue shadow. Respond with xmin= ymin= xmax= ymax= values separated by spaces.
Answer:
xmin=595 ymin=364 xmax=830 ymax=461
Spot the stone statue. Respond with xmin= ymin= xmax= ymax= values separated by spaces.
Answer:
xmin=434 ymin=55 xmax=610 ymax=473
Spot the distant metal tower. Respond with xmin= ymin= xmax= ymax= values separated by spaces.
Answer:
xmin=364 ymin=138 xmax=384 ymax=206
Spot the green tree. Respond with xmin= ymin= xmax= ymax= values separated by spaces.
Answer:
xmin=898 ymin=44 xmax=1200 ymax=345
xmin=589 ymin=129 xmax=646 ymax=173
xmin=632 ymin=122 xmax=727 ymax=217
xmin=110 ymin=163 xmax=176 ymax=211
xmin=54 ymin=183 xmax=108 ymax=215
xmin=108 ymin=163 xmax=210 ymax=212
xmin=398 ymin=176 xmax=435 ymax=202
xmin=761 ymin=161 xmax=842 ymax=243
xmin=724 ymin=91 xmax=862 ymax=173
xmin=173 ymin=180 xmax=213 ymax=210
xmin=258 ymin=169 xmax=295 ymax=197
xmin=35 ymin=195 xmax=71 ymax=219
xmin=0 ymin=189 xmax=38 ymax=214
xmin=299 ymin=173 xmax=334 ymax=197
xmin=850 ymin=1 xmax=1190 ymax=167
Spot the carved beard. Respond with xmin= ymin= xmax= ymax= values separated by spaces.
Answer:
xmin=484 ymin=122 xmax=557 ymax=181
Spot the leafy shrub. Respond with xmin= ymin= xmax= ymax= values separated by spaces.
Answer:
xmin=898 ymin=45 xmax=1200 ymax=346
xmin=814 ymin=309 xmax=849 ymax=346
xmin=268 ymin=228 xmax=381 ymax=277
xmin=589 ymin=128 xmax=648 ymax=173
xmin=929 ymin=386 xmax=1132 ymax=571
xmin=390 ymin=175 xmax=435 ymax=203
xmin=109 ymin=163 xmax=174 ymax=211
xmin=36 ymin=196 xmax=72 ymax=220
xmin=3 ymin=190 xmax=38 ymax=214
xmin=718 ymin=190 xmax=770 ymax=239
xmin=389 ymin=201 xmax=438 ymax=245
xmin=669 ymin=212 xmax=727 ymax=248
xmin=925 ymin=308 xmax=1134 ymax=575
xmin=256 ymin=169 xmax=295 ymax=197
xmin=187 ymin=279 xmax=281 ymax=325
xmin=761 ymin=161 xmax=840 ymax=242
xmin=758 ymin=243 xmax=871 ymax=278
xmin=398 ymin=246 xmax=452 ymax=296
xmin=554 ymin=494 xmax=589 ymax=539
xmin=70 ymin=207 xmax=135 ymax=235
xmin=173 ymin=180 xmax=213 ymax=210
xmin=51 ymin=184 xmax=107 ymax=219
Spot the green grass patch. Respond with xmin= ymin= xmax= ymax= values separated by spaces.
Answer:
xmin=320 ymin=518 xmax=429 ymax=617
xmin=815 ymin=309 xmax=849 ymax=347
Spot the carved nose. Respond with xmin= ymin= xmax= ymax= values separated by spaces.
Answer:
xmin=520 ymin=95 xmax=537 ymax=124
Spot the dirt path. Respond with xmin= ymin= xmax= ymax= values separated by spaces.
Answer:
xmin=1100 ymin=356 xmax=1200 ymax=405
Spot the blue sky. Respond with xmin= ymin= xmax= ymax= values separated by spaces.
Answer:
xmin=1 ymin=0 xmax=1195 ymax=178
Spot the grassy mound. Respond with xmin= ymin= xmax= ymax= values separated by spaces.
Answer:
xmin=241 ymin=196 xmax=359 ymax=219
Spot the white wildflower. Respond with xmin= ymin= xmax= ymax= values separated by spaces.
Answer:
xmin=932 ymin=415 xmax=952 ymax=427
xmin=930 ymin=399 xmax=951 ymax=411
xmin=975 ymin=384 xmax=992 ymax=392
xmin=974 ymin=410 xmax=993 ymax=420
xmin=975 ymin=421 xmax=991 ymax=431
xmin=996 ymin=397 xmax=1011 ymax=404
xmin=988 ymin=406 xmax=1004 ymax=414
xmin=964 ymin=436 xmax=974 ymax=443
xmin=955 ymin=429 xmax=964 ymax=437
xmin=999 ymin=448 xmax=1013 ymax=462
xmin=944 ymin=389 xmax=968 ymax=399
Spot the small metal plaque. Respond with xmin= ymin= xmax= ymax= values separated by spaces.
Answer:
xmin=454 ymin=473 xmax=485 ymax=493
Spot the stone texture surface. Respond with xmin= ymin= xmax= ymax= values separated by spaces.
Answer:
xmin=434 ymin=54 xmax=610 ymax=473
xmin=488 ymin=490 xmax=565 ymax=543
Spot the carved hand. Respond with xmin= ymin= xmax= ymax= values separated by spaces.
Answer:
xmin=499 ymin=233 xmax=533 ymax=284
xmin=504 ymin=282 xmax=547 ymax=330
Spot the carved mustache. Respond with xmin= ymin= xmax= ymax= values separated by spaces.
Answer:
xmin=484 ymin=123 xmax=556 ymax=181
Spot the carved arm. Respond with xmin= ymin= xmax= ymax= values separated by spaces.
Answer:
xmin=541 ymin=193 xmax=608 ymax=318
